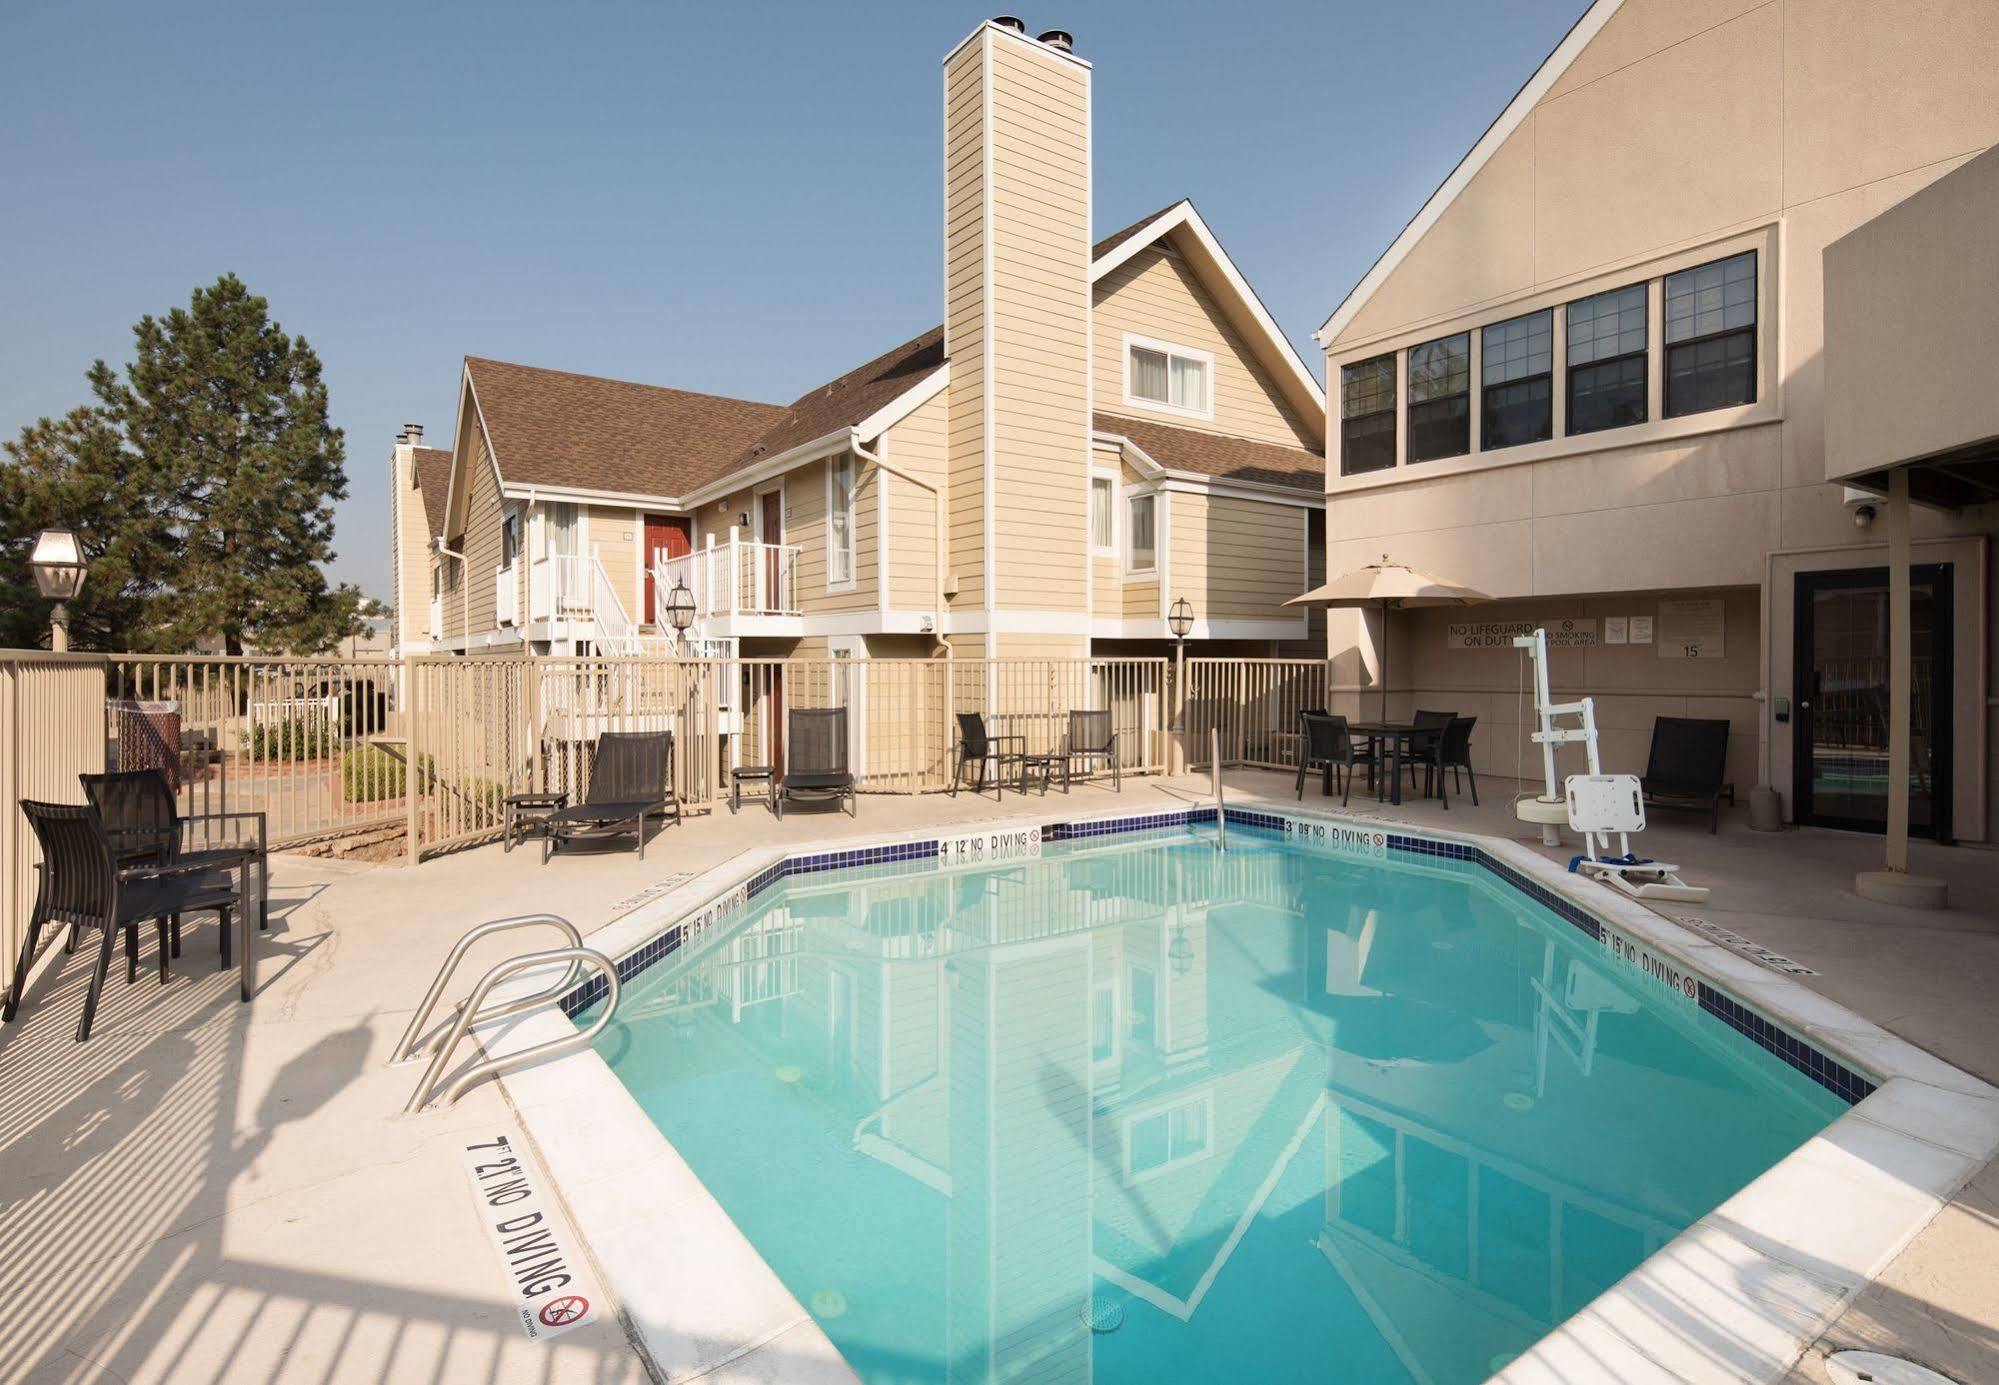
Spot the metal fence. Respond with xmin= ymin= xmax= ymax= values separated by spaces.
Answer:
xmin=1184 ymin=658 xmax=1330 ymax=771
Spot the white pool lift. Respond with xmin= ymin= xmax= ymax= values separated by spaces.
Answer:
xmin=1512 ymin=628 xmax=1710 ymax=904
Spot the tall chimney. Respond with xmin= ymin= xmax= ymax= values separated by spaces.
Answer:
xmin=941 ymin=18 xmax=1092 ymax=655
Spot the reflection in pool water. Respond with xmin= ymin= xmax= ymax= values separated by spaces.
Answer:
xmin=588 ymin=828 xmax=1843 ymax=1384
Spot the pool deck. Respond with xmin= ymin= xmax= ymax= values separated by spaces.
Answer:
xmin=2 ymin=771 xmax=1996 ymax=1383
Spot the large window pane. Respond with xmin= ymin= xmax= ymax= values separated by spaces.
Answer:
xmin=1089 ymin=476 xmax=1114 ymax=551
xmin=1130 ymin=346 xmax=1168 ymax=403
xmin=1407 ymin=333 xmax=1470 ymax=462
xmin=1341 ymin=354 xmax=1396 ymax=474
xmin=1567 ymin=285 xmax=1648 ymax=434
xmin=1127 ymin=494 xmax=1156 ymax=572
xmin=1170 ymin=354 xmax=1207 ymax=411
xmin=1481 ymin=309 xmax=1553 ymax=449
xmin=1664 ymin=251 xmax=1756 ymax=417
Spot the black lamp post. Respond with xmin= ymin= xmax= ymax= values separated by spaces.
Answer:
xmin=1168 ymin=597 xmax=1194 ymax=773
xmin=664 ymin=579 xmax=697 ymax=634
xmin=29 ymin=527 xmax=88 ymax=652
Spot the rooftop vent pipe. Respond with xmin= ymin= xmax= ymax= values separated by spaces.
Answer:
xmin=992 ymin=15 xmax=1026 ymax=33
xmin=399 ymin=422 xmax=424 ymax=445
xmin=1037 ymin=28 xmax=1073 ymax=52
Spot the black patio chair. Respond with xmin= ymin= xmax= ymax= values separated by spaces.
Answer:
xmin=779 ymin=708 xmax=855 ymax=817
xmin=4 ymin=801 xmax=240 ymax=1042
xmin=951 ymin=712 xmax=1024 ymax=799
xmin=1402 ymin=708 xmax=1456 ymax=790
xmin=1640 ymin=716 xmax=1735 ymax=833
xmin=1297 ymin=713 xmax=1379 ymax=806
xmin=542 ymin=731 xmax=678 ymax=862
xmin=1059 ymin=710 xmax=1120 ymax=792
xmin=81 ymin=769 xmax=268 ymax=932
xmin=1414 ymin=716 xmax=1479 ymax=810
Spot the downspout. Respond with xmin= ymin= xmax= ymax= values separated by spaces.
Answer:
xmin=434 ymin=539 xmax=469 ymax=652
xmin=850 ymin=431 xmax=946 ymax=650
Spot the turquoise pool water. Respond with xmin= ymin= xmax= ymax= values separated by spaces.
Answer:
xmin=587 ymin=827 xmax=1845 ymax=1383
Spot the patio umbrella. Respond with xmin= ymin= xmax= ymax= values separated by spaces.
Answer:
xmin=1287 ymin=555 xmax=1491 ymax=720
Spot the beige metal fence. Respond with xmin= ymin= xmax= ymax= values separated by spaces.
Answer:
xmin=1184 ymin=658 xmax=1330 ymax=771
xmin=2 ymin=654 xmax=108 ymax=994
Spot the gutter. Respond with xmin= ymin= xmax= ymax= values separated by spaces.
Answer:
xmin=850 ymin=430 xmax=947 ymax=646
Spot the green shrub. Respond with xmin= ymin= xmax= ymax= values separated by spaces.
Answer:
xmin=246 ymin=713 xmax=334 ymax=761
xmin=340 ymin=746 xmax=406 ymax=801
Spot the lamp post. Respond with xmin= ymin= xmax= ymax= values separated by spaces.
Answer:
xmin=664 ymin=579 xmax=696 ymax=635
xmin=1168 ymin=597 xmax=1193 ymax=775
xmin=29 ymin=528 xmax=88 ymax=652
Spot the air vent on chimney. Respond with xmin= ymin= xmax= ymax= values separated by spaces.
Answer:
xmin=992 ymin=15 xmax=1026 ymax=34
xmin=1037 ymin=28 xmax=1073 ymax=52
xmin=399 ymin=422 xmax=424 ymax=445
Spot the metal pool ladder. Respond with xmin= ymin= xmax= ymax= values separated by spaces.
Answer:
xmin=393 ymin=913 xmax=621 ymax=1112
xmin=1211 ymin=728 xmax=1228 ymax=852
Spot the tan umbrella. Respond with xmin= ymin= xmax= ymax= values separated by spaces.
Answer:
xmin=1287 ymin=555 xmax=1491 ymax=720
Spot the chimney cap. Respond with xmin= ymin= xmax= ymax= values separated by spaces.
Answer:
xmin=1036 ymin=28 xmax=1073 ymax=52
xmin=399 ymin=422 xmax=424 ymax=444
xmin=991 ymin=15 xmax=1026 ymax=33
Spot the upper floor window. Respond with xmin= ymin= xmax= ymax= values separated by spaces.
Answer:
xmin=500 ymin=510 xmax=521 ymax=568
xmin=1664 ymin=251 xmax=1756 ymax=418
xmin=827 ymin=453 xmax=856 ymax=587
xmin=1126 ymin=336 xmax=1211 ymax=417
xmin=1089 ymin=475 xmax=1116 ymax=555
xmin=1566 ymin=284 xmax=1649 ymax=435
xmin=1340 ymin=354 xmax=1397 ymax=475
xmin=1126 ymin=493 xmax=1157 ymax=574
xmin=1406 ymin=333 xmax=1470 ymax=462
xmin=1481 ymin=309 xmax=1553 ymax=449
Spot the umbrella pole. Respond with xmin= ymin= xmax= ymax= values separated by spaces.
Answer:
xmin=1380 ymin=600 xmax=1392 ymax=722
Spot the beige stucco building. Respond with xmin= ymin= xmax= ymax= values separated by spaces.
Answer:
xmin=1316 ymin=0 xmax=1999 ymax=844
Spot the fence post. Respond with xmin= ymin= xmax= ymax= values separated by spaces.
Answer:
xmin=403 ymin=655 xmax=421 ymax=867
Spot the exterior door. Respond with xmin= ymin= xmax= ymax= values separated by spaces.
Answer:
xmin=1792 ymin=565 xmax=1952 ymax=840
xmin=759 ymin=490 xmax=783 ymax=611
xmin=642 ymin=514 xmax=691 ymax=625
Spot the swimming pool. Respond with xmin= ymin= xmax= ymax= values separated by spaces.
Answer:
xmin=574 ymin=818 xmax=1855 ymax=1383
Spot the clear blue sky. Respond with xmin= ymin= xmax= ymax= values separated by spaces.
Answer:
xmin=1 ymin=0 xmax=1584 ymax=600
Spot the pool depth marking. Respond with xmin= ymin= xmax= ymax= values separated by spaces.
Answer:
xmin=459 ymin=1132 xmax=601 ymax=1341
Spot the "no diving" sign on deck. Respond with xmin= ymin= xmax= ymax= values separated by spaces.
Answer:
xmin=460 ymin=1133 xmax=601 ymax=1341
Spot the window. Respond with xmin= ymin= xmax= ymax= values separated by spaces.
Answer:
xmin=1126 ymin=494 xmax=1157 ymax=574
xmin=1340 ymin=354 xmax=1396 ymax=474
xmin=1665 ymin=250 xmax=1756 ymax=418
xmin=546 ymin=501 xmax=580 ymax=557
xmin=1124 ymin=1092 xmax=1213 ymax=1181
xmin=1126 ymin=337 xmax=1211 ymax=416
xmin=500 ymin=510 xmax=521 ymax=568
xmin=1566 ymin=284 xmax=1648 ymax=435
xmin=1406 ymin=333 xmax=1470 ymax=462
xmin=1091 ymin=982 xmax=1119 ymax=1068
xmin=1089 ymin=475 xmax=1116 ymax=555
xmin=827 ymin=454 xmax=856 ymax=586
xmin=1481 ymin=309 xmax=1553 ymax=449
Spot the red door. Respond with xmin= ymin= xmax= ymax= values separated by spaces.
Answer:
xmin=759 ymin=491 xmax=783 ymax=611
xmin=643 ymin=515 xmax=692 ymax=624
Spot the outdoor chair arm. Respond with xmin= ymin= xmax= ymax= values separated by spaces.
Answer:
xmin=122 ymin=857 xmax=233 ymax=883
xmin=179 ymin=810 xmax=268 ymax=853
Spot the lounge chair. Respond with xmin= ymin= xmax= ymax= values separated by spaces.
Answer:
xmin=1639 ymin=716 xmax=1735 ymax=833
xmin=951 ymin=712 xmax=1024 ymax=799
xmin=542 ymin=731 xmax=678 ymax=862
xmin=1297 ymin=713 xmax=1378 ymax=806
xmin=81 ymin=769 xmax=268 ymax=931
xmin=1413 ymin=716 xmax=1479 ymax=809
xmin=5 ymin=800 xmax=241 ymax=1041
xmin=779 ymin=708 xmax=856 ymax=817
xmin=1059 ymin=710 xmax=1120 ymax=792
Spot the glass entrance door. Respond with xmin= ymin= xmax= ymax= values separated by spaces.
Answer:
xmin=1792 ymin=565 xmax=1951 ymax=839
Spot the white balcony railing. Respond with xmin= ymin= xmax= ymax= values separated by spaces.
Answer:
xmin=657 ymin=539 xmax=800 ymax=624
xmin=427 ymin=596 xmax=442 ymax=640
xmin=529 ymin=554 xmax=601 ymax=624
xmin=495 ymin=562 xmax=519 ymax=626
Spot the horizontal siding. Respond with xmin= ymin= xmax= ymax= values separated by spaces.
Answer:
xmin=1171 ymin=492 xmax=1308 ymax=620
xmin=944 ymin=38 xmax=988 ymax=612
xmin=883 ymin=391 xmax=947 ymax=610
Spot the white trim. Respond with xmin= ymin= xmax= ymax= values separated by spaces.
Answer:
xmin=1315 ymin=0 xmax=1627 ymax=343
xmin=1121 ymin=332 xmax=1216 ymax=422
xmin=979 ymin=29 xmax=997 ymax=659
xmin=1091 ymin=615 xmax=1308 ymax=640
xmin=824 ymin=449 xmax=858 ymax=594
xmin=501 ymin=483 xmax=686 ymax=511
xmin=1125 ymin=491 xmax=1159 ymax=578
xmin=1093 ymin=428 xmax=1325 ymax=509
xmin=942 ymin=17 xmax=1092 ymax=73
xmin=874 ymin=435 xmax=891 ymax=613
xmin=685 ymin=429 xmax=849 ymax=508
xmin=852 ymin=364 xmax=948 ymax=441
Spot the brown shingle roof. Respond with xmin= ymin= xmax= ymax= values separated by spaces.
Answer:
xmin=465 ymin=357 xmax=787 ymax=499
xmin=1095 ymin=412 xmax=1324 ymax=493
xmin=726 ymin=327 xmax=945 ymax=472
xmin=411 ymin=446 xmax=452 ymax=535
xmin=1091 ymin=200 xmax=1188 ymax=261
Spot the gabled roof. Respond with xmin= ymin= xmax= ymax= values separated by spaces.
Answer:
xmin=464 ymin=357 xmax=787 ymax=500
xmin=409 ymin=446 xmax=453 ymax=536
xmin=1097 ymin=413 xmax=1323 ymax=494
xmin=728 ymin=327 xmax=944 ymax=470
xmin=1315 ymin=0 xmax=1625 ymax=344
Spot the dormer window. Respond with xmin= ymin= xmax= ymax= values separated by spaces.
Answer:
xmin=1124 ymin=335 xmax=1212 ymax=419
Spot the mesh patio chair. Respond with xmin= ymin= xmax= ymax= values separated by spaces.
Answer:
xmin=1401 ymin=708 xmax=1457 ymax=790
xmin=1640 ymin=716 xmax=1735 ymax=833
xmin=81 ymin=769 xmax=268 ymax=932
xmin=1297 ymin=713 xmax=1379 ymax=806
xmin=542 ymin=731 xmax=677 ymax=862
xmin=951 ymin=712 xmax=1025 ymax=799
xmin=1414 ymin=716 xmax=1479 ymax=810
xmin=5 ymin=801 xmax=240 ymax=1042
xmin=779 ymin=708 xmax=856 ymax=817
xmin=1058 ymin=710 xmax=1120 ymax=793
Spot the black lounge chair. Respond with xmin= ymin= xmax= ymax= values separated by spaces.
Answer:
xmin=81 ymin=769 xmax=268 ymax=931
xmin=5 ymin=800 xmax=241 ymax=1042
xmin=779 ymin=708 xmax=855 ymax=817
xmin=1414 ymin=716 xmax=1479 ymax=810
xmin=951 ymin=712 xmax=1025 ymax=799
xmin=1640 ymin=716 xmax=1735 ymax=833
xmin=1297 ymin=713 xmax=1379 ymax=806
xmin=1059 ymin=710 xmax=1120 ymax=792
xmin=542 ymin=731 xmax=677 ymax=862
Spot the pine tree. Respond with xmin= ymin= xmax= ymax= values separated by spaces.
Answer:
xmin=1 ymin=274 xmax=362 ymax=652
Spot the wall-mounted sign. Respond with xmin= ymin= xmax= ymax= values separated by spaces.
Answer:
xmin=1446 ymin=619 xmax=1597 ymax=650
xmin=1629 ymin=616 xmax=1654 ymax=645
xmin=1604 ymin=617 xmax=1629 ymax=645
xmin=1656 ymin=598 xmax=1725 ymax=659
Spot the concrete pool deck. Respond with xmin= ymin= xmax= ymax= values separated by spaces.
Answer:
xmin=2 ymin=770 xmax=1996 ymax=1382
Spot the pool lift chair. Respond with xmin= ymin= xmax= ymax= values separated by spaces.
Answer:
xmin=1512 ymin=628 xmax=1710 ymax=905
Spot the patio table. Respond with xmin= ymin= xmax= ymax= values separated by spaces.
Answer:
xmin=1345 ymin=720 xmax=1433 ymax=807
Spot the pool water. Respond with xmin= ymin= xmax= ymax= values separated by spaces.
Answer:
xmin=587 ymin=828 xmax=1844 ymax=1383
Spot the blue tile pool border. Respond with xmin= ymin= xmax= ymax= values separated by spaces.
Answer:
xmin=557 ymin=803 xmax=1876 ymax=1105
